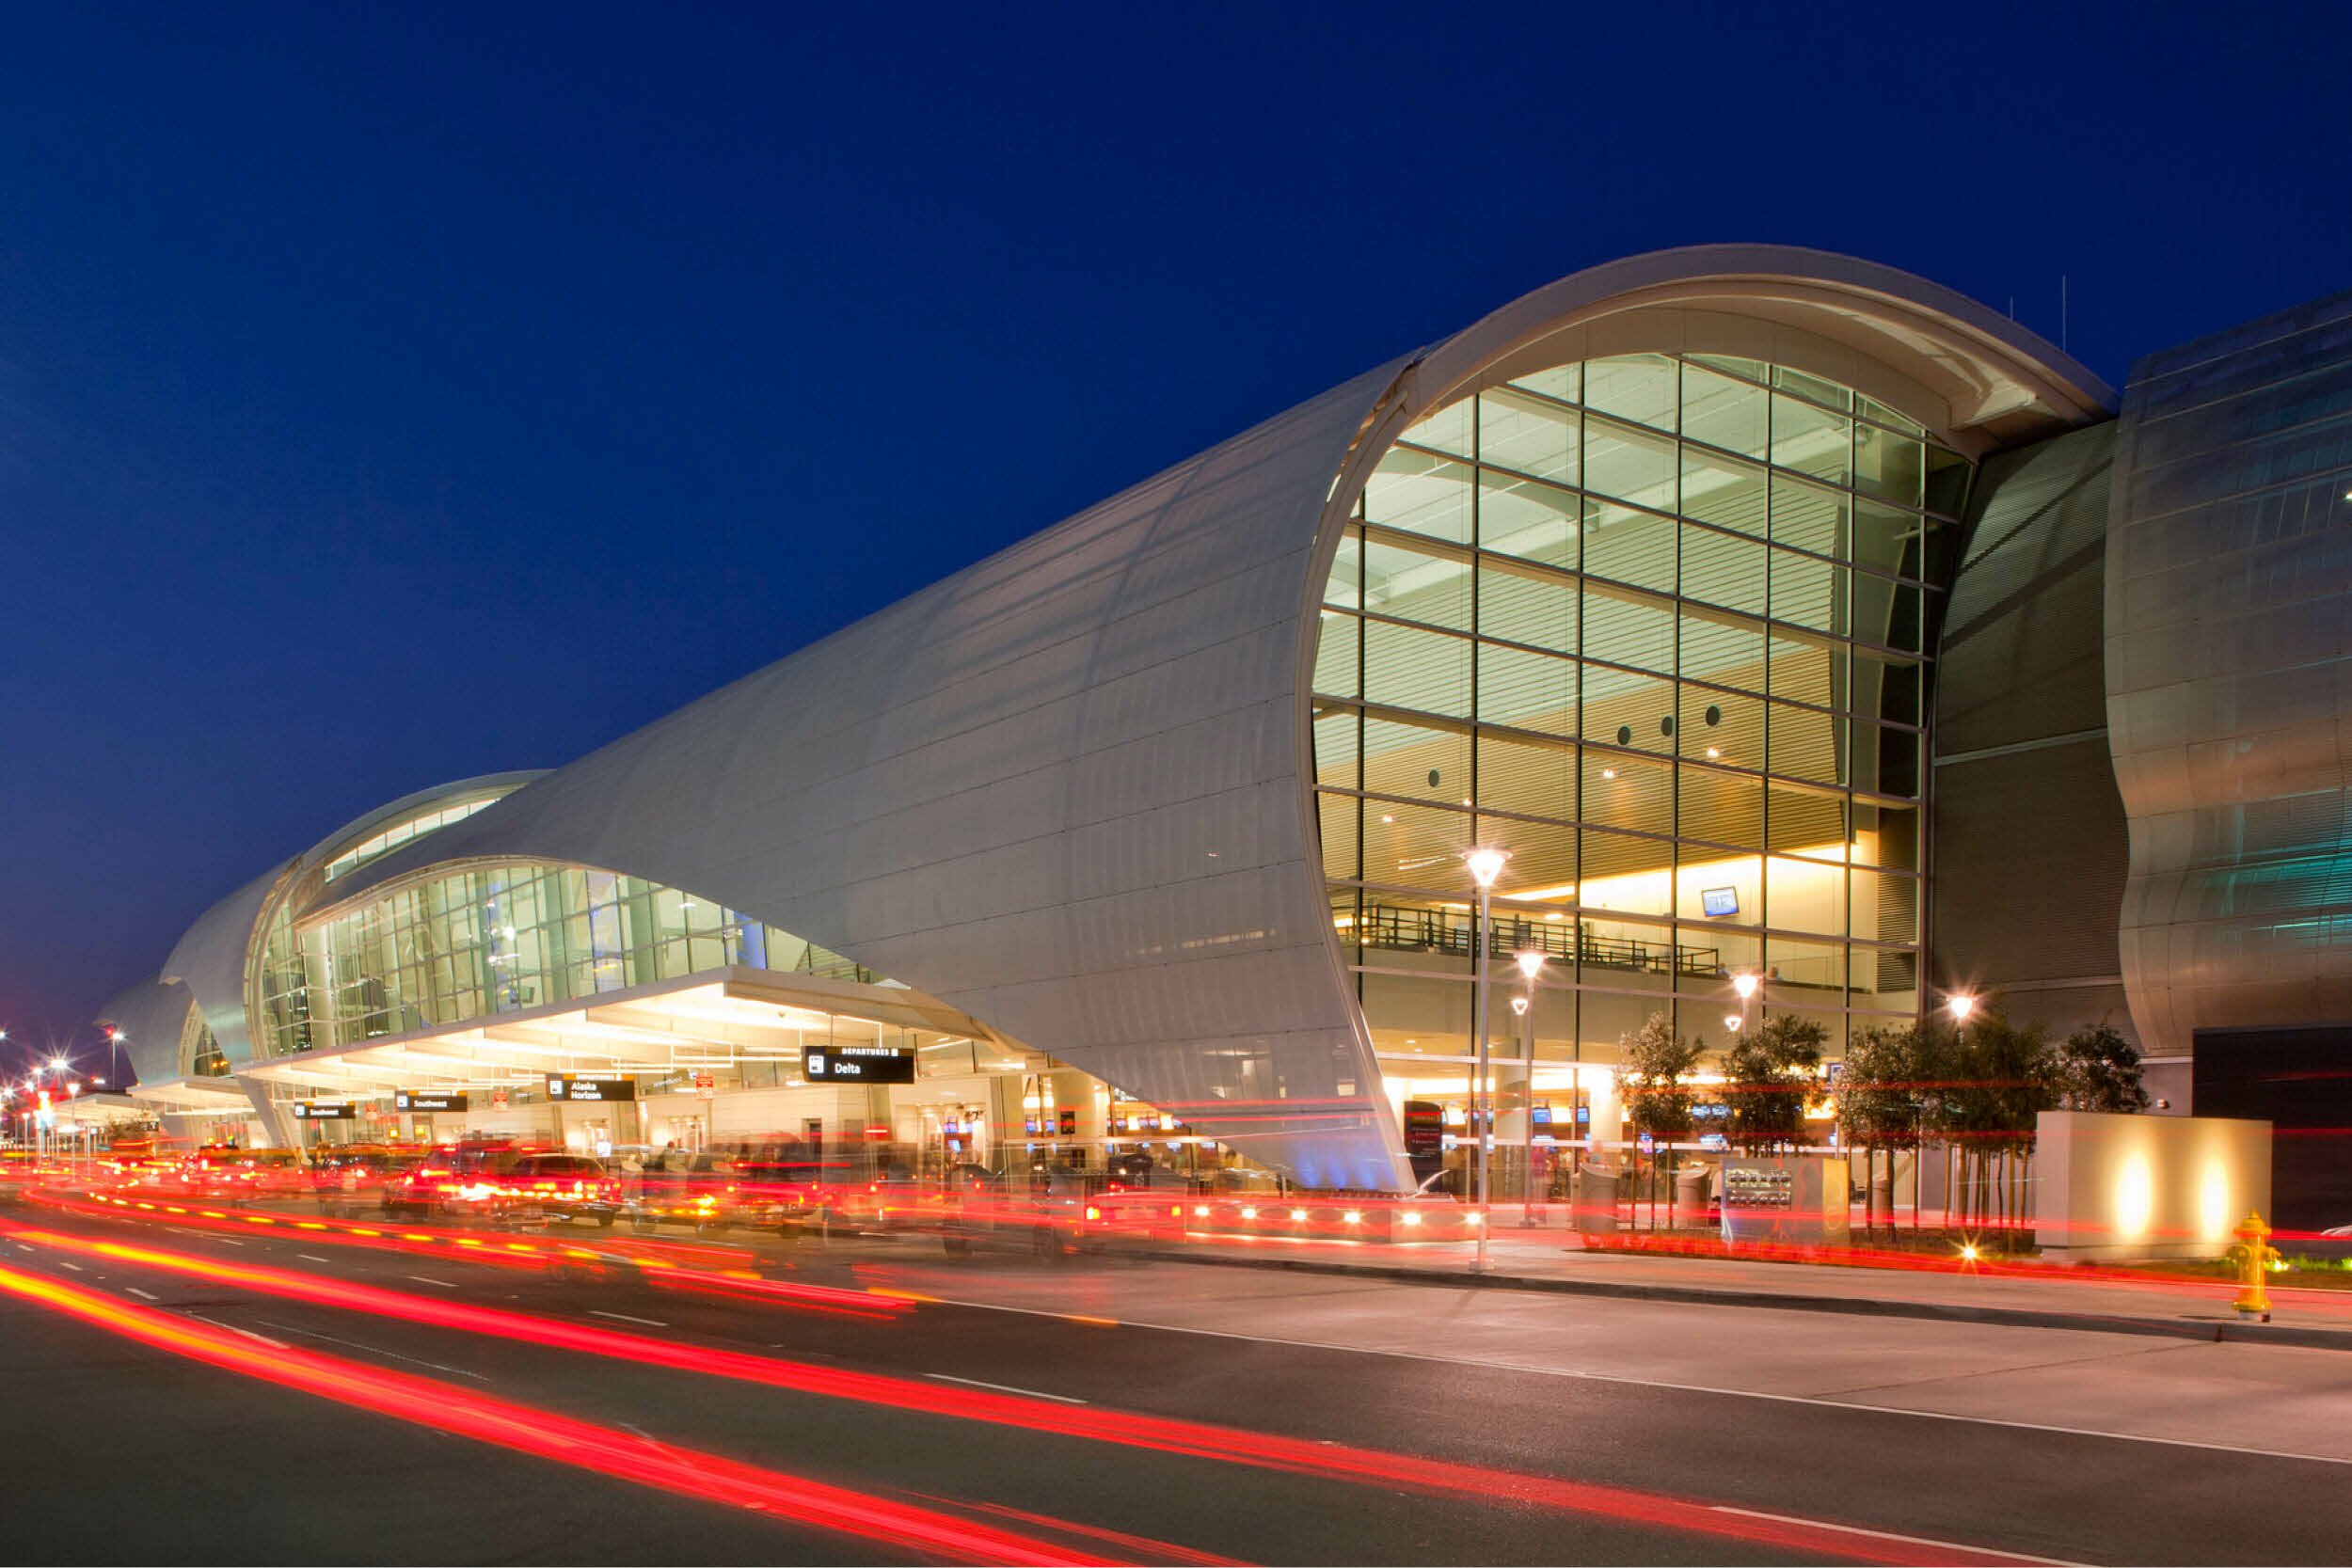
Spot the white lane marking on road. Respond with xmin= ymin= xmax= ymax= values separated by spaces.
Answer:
xmin=248 ymin=1319 xmax=490 ymax=1383
xmin=589 ymin=1310 xmax=669 ymax=1328
xmin=125 ymin=1288 xmax=160 ymax=1302
xmin=881 ymin=1284 xmax=2352 ymax=1468
xmin=296 ymin=1254 xmax=335 ymax=1264
xmin=56 ymin=1261 xmax=84 ymax=1272
xmin=184 ymin=1313 xmax=290 ymax=1350
xmin=1709 ymin=1505 xmax=2081 ymax=1566
xmin=13 ymin=1244 xmax=35 ymax=1254
xmin=213 ymin=1238 xmax=244 ymax=1247
xmin=405 ymin=1275 xmax=458 ymax=1289
xmin=926 ymin=1372 xmax=1088 ymax=1404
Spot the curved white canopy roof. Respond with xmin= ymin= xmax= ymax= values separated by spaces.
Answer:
xmin=274 ymin=247 xmax=2117 ymax=1186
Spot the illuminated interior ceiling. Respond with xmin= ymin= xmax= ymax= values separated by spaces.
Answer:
xmin=234 ymin=968 xmax=1024 ymax=1096
xmin=124 ymin=1076 xmax=255 ymax=1111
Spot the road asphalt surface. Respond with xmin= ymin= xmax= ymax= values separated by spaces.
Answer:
xmin=1 ymin=1188 xmax=2345 ymax=1565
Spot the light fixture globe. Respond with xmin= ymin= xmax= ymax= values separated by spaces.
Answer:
xmin=1730 ymin=972 xmax=1759 ymax=1001
xmin=1463 ymin=847 xmax=1509 ymax=889
xmin=1515 ymin=949 xmax=1546 ymax=982
xmin=1947 ymin=993 xmax=1978 ymax=1022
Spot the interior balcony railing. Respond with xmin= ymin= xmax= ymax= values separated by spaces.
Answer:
xmin=1344 ymin=901 xmax=1720 ymax=978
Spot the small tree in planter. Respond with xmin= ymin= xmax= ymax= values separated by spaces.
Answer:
xmin=1929 ymin=1007 xmax=2058 ymax=1238
xmin=1725 ymin=1012 xmax=1827 ymax=1156
xmin=1836 ymin=1022 xmax=1927 ymax=1237
xmin=2056 ymin=1022 xmax=2151 ymax=1113
xmin=1614 ymin=1011 xmax=1706 ymax=1229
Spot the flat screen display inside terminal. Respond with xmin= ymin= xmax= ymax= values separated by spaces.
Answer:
xmin=1700 ymin=886 xmax=1740 ymax=917
xmin=803 ymin=1045 xmax=915 ymax=1084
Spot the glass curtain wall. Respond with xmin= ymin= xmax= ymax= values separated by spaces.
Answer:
xmin=1314 ymin=353 xmax=1964 ymax=1082
xmin=320 ymin=797 xmax=505 ymax=884
xmin=252 ymin=863 xmax=879 ymax=1056
xmin=177 ymin=1003 xmax=229 ymax=1077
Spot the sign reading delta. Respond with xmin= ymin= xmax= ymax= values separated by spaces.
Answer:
xmin=803 ymin=1045 xmax=915 ymax=1084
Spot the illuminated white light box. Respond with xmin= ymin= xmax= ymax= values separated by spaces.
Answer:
xmin=2034 ymin=1111 xmax=2271 ymax=1262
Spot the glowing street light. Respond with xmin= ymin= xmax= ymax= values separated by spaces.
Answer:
xmin=1513 ymin=948 xmax=1547 ymax=1228
xmin=1728 ymin=969 xmax=1763 ymax=1043
xmin=1947 ymin=993 xmax=1978 ymax=1023
xmin=1460 ymin=847 xmax=1511 ymax=1274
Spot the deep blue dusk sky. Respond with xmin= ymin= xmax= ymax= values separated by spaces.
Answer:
xmin=3 ymin=4 xmax=2347 ymax=1072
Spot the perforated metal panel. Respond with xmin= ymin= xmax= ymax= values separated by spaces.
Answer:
xmin=1931 ymin=423 xmax=2132 ymax=1037
xmin=2108 ymin=290 xmax=2352 ymax=1055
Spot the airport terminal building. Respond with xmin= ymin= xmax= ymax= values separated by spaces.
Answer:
xmin=98 ymin=245 xmax=2352 ymax=1192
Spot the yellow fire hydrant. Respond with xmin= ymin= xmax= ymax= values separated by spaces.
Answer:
xmin=2232 ymin=1211 xmax=2281 ymax=1322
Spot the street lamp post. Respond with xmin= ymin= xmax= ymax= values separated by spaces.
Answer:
xmin=1514 ymin=949 xmax=1545 ymax=1227
xmin=1462 ymin=847 xmax=1509 ymax=1275
xmin=1941 ymin=991 xmax=1976 ymax=1227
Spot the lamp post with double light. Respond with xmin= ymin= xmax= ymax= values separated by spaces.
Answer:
xmin=1513 ymin=948 xmax=1545 ymax=1226
xmin=1937 ymin=991 xmax=1977 ymax=1227
xmin=1462 ymin=847 xmax=1509 ymax=1275
xmin=1730 ymin=970 xmax=1760 ymax=1031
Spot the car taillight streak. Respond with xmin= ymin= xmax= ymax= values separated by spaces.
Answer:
xmin=0 ymin=1260 xmax=1124 ymax=1566
xmin=0 ymin=1223 xmax=2034 ymax=1564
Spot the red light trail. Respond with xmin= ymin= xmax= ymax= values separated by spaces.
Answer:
xmin=0 ymin=1258 xmax=1128 ymax=1566
xmin=1 ymin=1222 xmax=2049 ymax=1565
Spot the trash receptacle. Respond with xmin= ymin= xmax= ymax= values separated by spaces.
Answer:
xmin=1674 ymin=1164 xmax=1712 ymax=1226
xmin=1570 ymin=1163 xmax=1618 ymax=1234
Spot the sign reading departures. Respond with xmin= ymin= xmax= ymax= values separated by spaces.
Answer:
xmin=803 ymin=1045 xmax=915 ymax=1084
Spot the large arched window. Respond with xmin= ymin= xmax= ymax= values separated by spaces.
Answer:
xmin=1314 ymin=352 xmax=1971 ymax=1069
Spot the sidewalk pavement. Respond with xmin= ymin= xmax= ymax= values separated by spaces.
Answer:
xmin=1136 ymin=1221 xmax=2352 ymax=1351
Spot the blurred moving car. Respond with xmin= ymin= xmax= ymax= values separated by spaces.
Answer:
xmin=499 ymin=1152 xmax=621 ymax=1227
xmin=383 ymin=1141 xmax=527 ymax=1219
xmin=935 ymin=1164 xmax=1112 ymax=1261
xmin=633 ymin=1141 xmax=834 ymax=1237
xmin=309 ymin=1146 xmax=411 ymax=1213
xmin=180 ymin=1146 xmax=305 ymax=1202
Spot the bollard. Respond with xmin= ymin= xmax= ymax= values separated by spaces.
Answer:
xmin=2231 ymin=1211 xmax=2281 ymax=1322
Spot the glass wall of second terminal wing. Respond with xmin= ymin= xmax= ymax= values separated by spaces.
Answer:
xmin=1314 ymin=353 xmax=1963 ymax=1084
